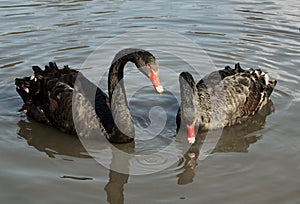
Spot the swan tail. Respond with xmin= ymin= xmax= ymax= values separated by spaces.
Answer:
xmin=15 ymin=62 xmax=79 ymax=132
xmin=234 ymin=63 xmax=245 ymax=73
xmin=15 ymin=74 xmax=50 ymax=125
xmin=248 ymin=67 xmax=277 ymax=97
xmin=15 ymin=74 xmax=41 ymax=105
xmin=210 ymin=65 xmax=277 ymax=127
xmin=240 ymin=67 xmax=277 ymax=116
xmin=32 ymin=62 xmax=78 ymax=85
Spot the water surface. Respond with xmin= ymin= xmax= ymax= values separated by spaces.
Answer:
xmin=0 ymin=0 xmax=300 ymax=203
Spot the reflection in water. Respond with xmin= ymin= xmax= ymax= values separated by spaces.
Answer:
xmin=177 ymin=100 xmax=274 ymax=185
xmin=17 ymin=120 xmax=90 ymax=158
xmin=104 ymin=143 xmax=134 ymax=204
xmin=18 ymin=119 xmax=133 ymax=204
xmin=105 ymin=169 xmax=129 ymax=204
xmin=1 ymin=0 xmax=299 ymax=202
xmin=17 ymin=100 xmax=275 ymax=202
xmin=18 ymin=98 xmax=276 ymax=199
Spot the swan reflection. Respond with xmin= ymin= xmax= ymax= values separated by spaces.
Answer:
xmin=176 ymin=100 xmax=274 ymax=185
xmin=17 ymin=99 xmax=275 ymax=203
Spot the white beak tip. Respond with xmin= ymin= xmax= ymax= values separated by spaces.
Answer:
xmin=155 ymin=85 xmax=164 ymax=94
xmin=188 ymin=137 xmax=196 ymax=144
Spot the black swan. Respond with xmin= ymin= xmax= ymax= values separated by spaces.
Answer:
xmin=176 ymin=63 xmax=277 ymax=144
xmin=15 ymin=48 xmax=163 ymax=143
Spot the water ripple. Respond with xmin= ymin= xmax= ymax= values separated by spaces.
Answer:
xmin=1 ymin=0 xmax=300 ymax=202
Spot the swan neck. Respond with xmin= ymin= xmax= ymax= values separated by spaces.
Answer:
xmin=107 ymin=54 xmax=136 ymax=142
xmin=108 ymin=60 xmax=127 ymax=102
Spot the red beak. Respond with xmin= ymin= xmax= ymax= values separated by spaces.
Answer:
xmin=186 ymin=122 xmax=196 ymax=144
xmin=149 ymin=68 xmax=164 ymax=94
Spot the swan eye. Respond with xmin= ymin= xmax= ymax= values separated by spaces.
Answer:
xmin=146 ymin=60 xmax=159 ymax=72
xmin=146 ymin=63 xmax=151 ymax=70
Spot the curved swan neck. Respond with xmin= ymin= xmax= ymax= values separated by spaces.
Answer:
xmin=108 ymin=49 xmax=143 ymax=102
xmin=107 ymin=50 xmax=143 ymax=142
xmin=108 ymin=59 xmax=127 ymax=103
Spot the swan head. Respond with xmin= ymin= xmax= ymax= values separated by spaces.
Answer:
xmin=178 ymin=72 xmax=199 ymax=144
xmin=132 ymin=49 xmax=164 ymax=94
xmin=112 ymin=48 xmax=163 ymax=94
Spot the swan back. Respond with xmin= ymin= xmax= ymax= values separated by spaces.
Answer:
xmin=177 ymin=63 xmax=277 ymax=143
